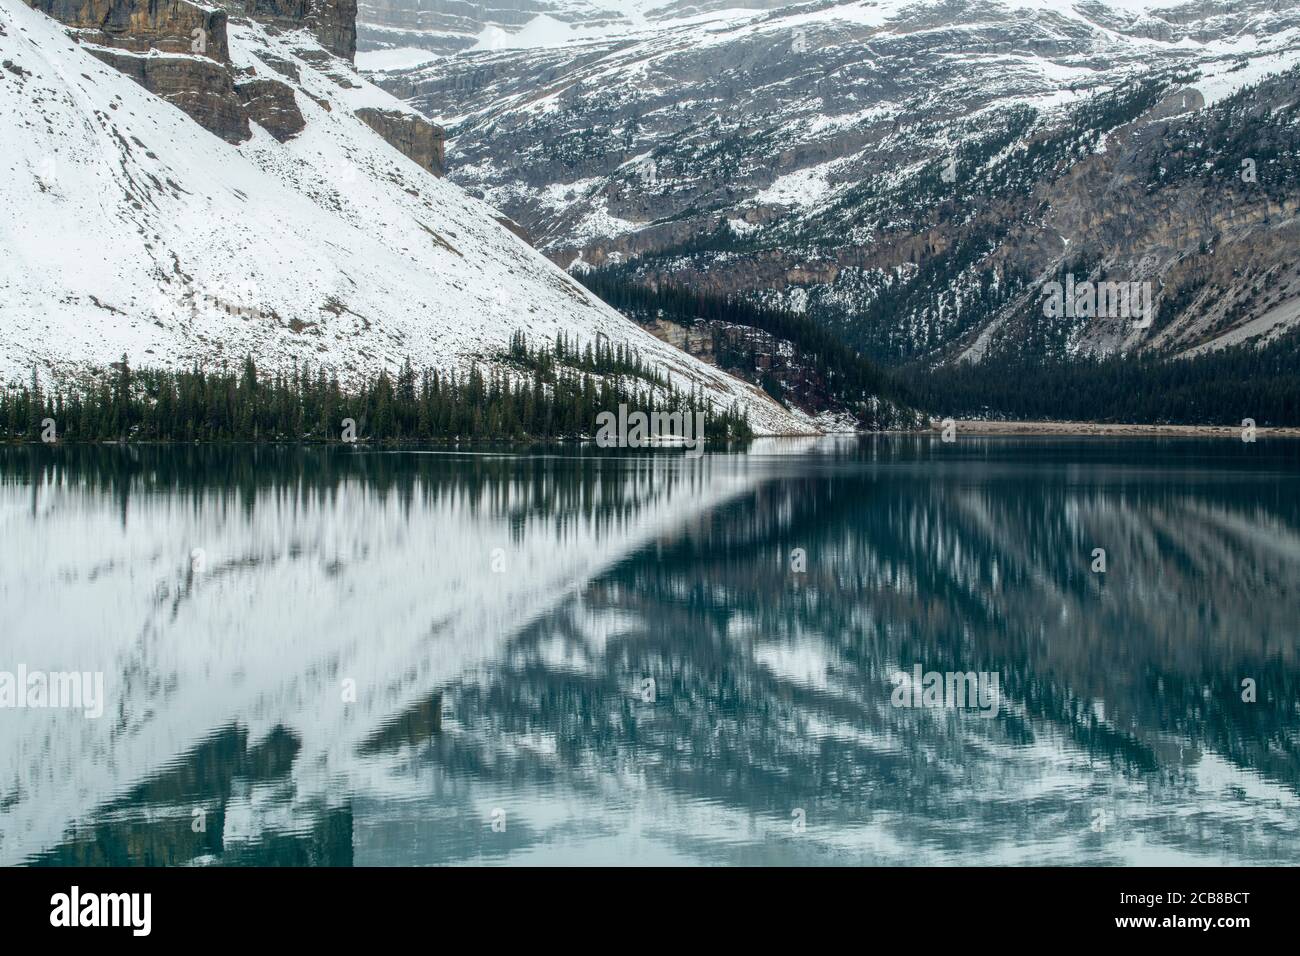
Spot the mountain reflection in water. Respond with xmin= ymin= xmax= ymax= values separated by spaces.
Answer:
xmin=1 ymin=439 xmax=1297 ymax=866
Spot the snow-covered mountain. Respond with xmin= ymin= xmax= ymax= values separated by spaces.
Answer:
xmin=0 ymin=0 xmax=813 ymax=434
xmin=355 ymin=0 xmax=787 ymax=58
xmin=363 ymin=0 xmax=1300 ymax=364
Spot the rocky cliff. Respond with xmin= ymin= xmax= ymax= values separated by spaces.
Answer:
xmin=88 ymin=45 xmax=253 ymax=143
xmin=235 ymin=74 xmax=307 ymax=141
xmin=355 ymin=105 xmax=442 ymax=174
xmin=27 ymin=0 xmax=230 ymax=59
xmin=24 ymin=0 xmax=436 ymax=164
xmin=235 ymin=0 xmax=358 ymax=62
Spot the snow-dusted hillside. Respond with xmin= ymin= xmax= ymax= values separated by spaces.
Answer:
xmin=0 ymin=0 xmax=810 ymax=433
xmin=365 ymin=0 xmax=1300 ymax=363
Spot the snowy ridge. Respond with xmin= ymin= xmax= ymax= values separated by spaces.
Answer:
xmin=0 ymin=0 xmax=810 ymax=435
xmin=358 ymin=0 xmax=1280 ymax=59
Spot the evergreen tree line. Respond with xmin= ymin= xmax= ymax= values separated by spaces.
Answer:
xmin=848 ymin=228 xmax=1029 ymax=362
xmin=506 ymin=329 xmax=666 ymax=388
xmin=3 ymin=445 xmax=717 ymax=534
xmin=576 ymin=267 xmax=895 ymax=405
xmin=893 ymin=327 xmax=1300 ymax=426
xmin=1 ymin=336 xmax=752 ymax=443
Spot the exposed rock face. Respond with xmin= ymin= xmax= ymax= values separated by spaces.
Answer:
xmin=25 ymin=0 xmax=334 ymax=144
xmin=355 ymin=106 xmax=443 ymax=175
xmin=238 ymin=0 xmax=357 ymax=61
xmin=259 ymin=52 xmax=300 ymax=81
xmin=234 ymin=76 xmax=305 ymax=141
xmin=308 ymin=0 xmax=357 ymax=62
xmin=27 ymin=0 xmax=231 ymax=61
xmin=85 ymin=46 xmax=251 ymax=143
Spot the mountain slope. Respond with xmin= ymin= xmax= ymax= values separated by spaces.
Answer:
xmin=364 ymin=0 xmax=1300 ymax=368
xmin=0 ymin=0 xmax=813 ymax=434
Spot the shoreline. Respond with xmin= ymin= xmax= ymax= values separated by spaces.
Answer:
xmin=5 ymin=422 xmax=1300 ymax=445
xmin=915 ymin=421 xmax=1300 ymax=437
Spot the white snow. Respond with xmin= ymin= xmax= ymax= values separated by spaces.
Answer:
xmin=1189 ymin=33 xmax=1300 ymax=106
xmin=753 ymin=156 xmax=849 ymax=209
xmin=470 ymin=15 xmax=626 ymax=52
xmin=355 ymin=46 xmax=441 ymax=72
xmin=0 ymin=0 xmax=811 ymax=434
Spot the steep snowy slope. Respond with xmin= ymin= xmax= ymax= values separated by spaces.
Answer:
xmin=0 ymin=0 xmax=808 ymax=433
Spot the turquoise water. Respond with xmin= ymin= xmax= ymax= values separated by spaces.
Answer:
xmin=1 ymin=437 xmax=1297 ymax=865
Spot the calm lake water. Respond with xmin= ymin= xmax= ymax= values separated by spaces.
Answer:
xmin=1 ymin=437 xmax=1297 ymax=866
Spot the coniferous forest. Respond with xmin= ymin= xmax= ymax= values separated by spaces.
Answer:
xmin=577 ymin=267 xmax=895 ymax=407
xmin=0 ymin=334 xmax=752 ymax=443
xmin=579 ymin=269 xmax=1300 ymax=427
xmin=6 ymin=292 xmax=1298 ymax=440
xmin=893 ymin=328 xmax=1300 ymax=426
